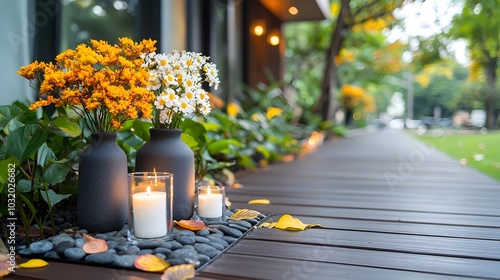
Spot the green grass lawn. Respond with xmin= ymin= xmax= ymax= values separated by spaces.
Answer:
xmin=415 ymin=131 xmax=500 ymax=181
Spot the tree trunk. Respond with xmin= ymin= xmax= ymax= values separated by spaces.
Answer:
xmin=314 ymin=0 xmax=351 ymax=121
xmin=485 ymin=57 xmax=498 ymax=129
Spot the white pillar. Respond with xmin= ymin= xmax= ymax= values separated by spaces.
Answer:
xmin=161 ymin=0 xmax=186 ymax=53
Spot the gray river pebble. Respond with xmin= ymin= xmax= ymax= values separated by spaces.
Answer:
xmin=246 ymin=218 xmax=259 ymax=225
xmin=217 ymin=225 xmax=243 ymax=238
xmin=155 ymin=253 xmax=167 ymax=259
xmin=75 ymin=238 xmax=85 ymax=248
xmin=197 ymin=253 xmax=211 ymax=264
xmin=194 ymin=236 xmax=210 ymax=244
xmin=168 ymin=248 xmax=199 ymax=262
xmin=208 ymin=242 xmax=225 ymax=251
xmin=154 ymin=247 xmax=172 ymax=255
xmin=176 ymin=235 xmax=196 ymax=245
xmin=161 ymin=240 xmax=183 ymax=250
xmin=207 ymin=235 xmax=229 ymax=248
xmin=44 ymin=251 xmax=60 ymax=259
xmin=193 ymin=243 xmax=220 ymax=258
xmin=64 ymin=247 xmax=86 ymax=261
xmin=136 ymin=239 xmax=164 ymax=249
xmin=29 ymin=240 xmax=53 ymax=254
xmin=85 ymin=252 xmax=115 ymax=264
xmin=138 ymin=249 xmax=154 ymax=255
xmin=196 ymin=228 xmax=210 ymax=237
xmin=234 ymin=220 xmax=252 ymax=228
xmin=113 ymin=254 xmax=138 ymax=268
xmin=166 ymin=258 xmax=185 ymax=266
xmin=228 ymin=223 xmax=248 ymax=233
xmin=222 ymin=236 xmax=238 ymax=244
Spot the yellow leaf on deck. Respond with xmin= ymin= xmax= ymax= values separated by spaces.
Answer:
xmin=18 ymin=259 xmax=49 ymax=268
xmin=230 ymin=209 xmax=260 ymax=220
xmin=260 ymin=221 xmax=276 ymax=229
xmin=275 ymin=214 xmax=323 ymax=231
xmin=248 ymin=199 xmax=270 ymax=205
xmin=134 ymin=254 xmax=170 ymax=273
xmin=160 ymin=264 xmax=196 ymax=280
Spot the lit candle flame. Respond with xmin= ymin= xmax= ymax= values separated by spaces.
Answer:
xmin=207 ymin=186 xmax=212 ymax=197
xmin=146 ymin=186 xmax=151 ymax=196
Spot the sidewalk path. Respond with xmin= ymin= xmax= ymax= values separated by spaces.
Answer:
xmin=197 ymin=129 xmax=500 ymax=280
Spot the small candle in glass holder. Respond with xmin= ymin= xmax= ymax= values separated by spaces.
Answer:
xmin=197 ymin=185 xmax=225 ymax=219
xmin=128 ymin=172 xmax=173 ymax=243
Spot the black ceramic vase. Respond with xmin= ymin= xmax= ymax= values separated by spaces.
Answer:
xmin=77 ymin=132 xmax=128 ymax=232
xmin=135 ymin=129 xmax=195 ymax=220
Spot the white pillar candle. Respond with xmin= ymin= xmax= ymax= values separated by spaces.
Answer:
xmin=198 ymin=188 xmax=223 ymax=218
xmin=132 ymin=186 xmax=167 ymax=238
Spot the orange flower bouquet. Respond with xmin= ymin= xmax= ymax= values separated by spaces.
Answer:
xmin=18 ymin=37 xmax=157 ymax=132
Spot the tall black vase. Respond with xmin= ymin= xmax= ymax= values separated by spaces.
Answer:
xmin=77 ymin=132 xmax=128 ymax=232
xmin=135 ymin=129 xmax=195 ymax=221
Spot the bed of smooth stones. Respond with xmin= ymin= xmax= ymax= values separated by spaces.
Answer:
xmin=17 ymin=209 xmax=266 ymax=270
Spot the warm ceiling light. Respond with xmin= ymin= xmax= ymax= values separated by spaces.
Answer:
xmin=251 ymin=20 xmax=266 ymax=36
xmin=254 ymin=25 xmax=264 ymax=36
xmin=288 ymin=6 xmax=299 ymax=15
xmin=267 ymin=31 xmax=280 ymax=46
xmin=269 ymin=35 xmax=280 ymax=46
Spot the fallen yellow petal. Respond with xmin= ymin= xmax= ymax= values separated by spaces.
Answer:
xmin=274 ymin=214 xmax=323 ymax=231
xmin=230 ymin=209 xmax=260 ymax=220
xmin=260 ymin=221 xmax=276 ymax=229
xmin=18 ymin=259 xmax=49 ymax=268
xmin=248 ymin=199 xmax=270 ymax=205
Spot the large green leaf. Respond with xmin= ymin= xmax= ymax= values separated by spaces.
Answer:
xmin=207 ymin=139 xmax=242 ymax=155
xmin=43 ymin=160 xmax=71 ymax=184
xmin=47 ymin=115 xmax=81 ymax=137
xmin=255 ymin=145 xmax=271 ymax=159
xmin=40 ymin=189 xmax=72 ymax=208
xmin=0 ymin=105 xmax=22 ymax=129
xmin=37 ymin=143 xmax=56 ymax=168
xmin=182 ymin=119 xmax=207 ymax=144
xmin=0 ymin=157 xmax=20 ymax=193
xmin=201 ymin=122 xmax=221 ymax=131
xmin=132 ymin=119 xmax=152 ymax=141
xmin=181 ymin=133 xmax=198 ymax=150
xmin=4 ymin=118 xmax=25 ymax=135
xmin=17 ymin=179 xmax=42 ymax=193
xmin=6 ymin=124 xmax=47 ymax=163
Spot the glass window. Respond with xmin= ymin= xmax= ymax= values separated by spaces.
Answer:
xmin=59 ymin=0 xmax=138 ymax=50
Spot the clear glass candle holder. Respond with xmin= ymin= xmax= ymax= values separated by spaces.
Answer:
xmin=194 ymin=185 xmax=225 ymax=221
xmin=127 ymin=172 xmax=173 ymax=243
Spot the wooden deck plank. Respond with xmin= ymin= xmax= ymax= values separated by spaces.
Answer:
xmin=245 ymin=228 xmax=500 ymax=260
xmin=228 ymin=202 xmax=500 ymax=228
xmin=218 ymin=239 xmax=500 ymax=279
xmin=228 ymin=192 xmax=500 ymax=216
xmin=261 ymin=215 xmax=500 ymax=241
xmin=196 ymin=254 xmax=482 ymax=280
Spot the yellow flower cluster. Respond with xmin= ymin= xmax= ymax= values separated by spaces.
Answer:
xmin=18 ymin=38 xmax=157 ymax=132
xmin=340 ymin=84 xmax=365 ymax=110
xmin=340 ymin=84 xmax=376 ymax=114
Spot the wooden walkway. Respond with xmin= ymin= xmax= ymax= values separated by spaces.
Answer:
xmin=8 ymin=129 xmax=500 ymax=279
xmin=196 ymin=129 xmax=500 ymax=280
